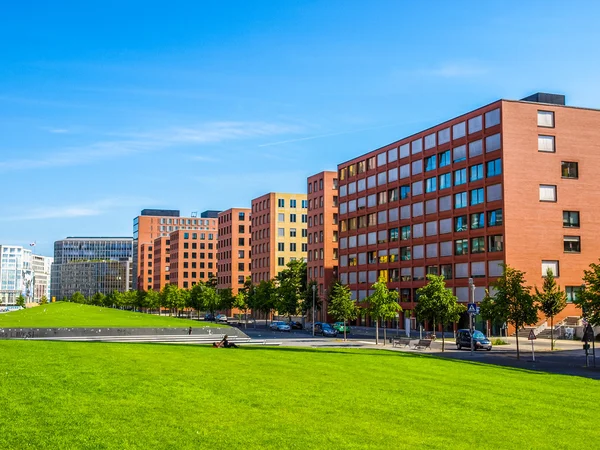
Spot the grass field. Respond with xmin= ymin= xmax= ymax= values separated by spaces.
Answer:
xmin=0 ymin=302 xmax=223 ymax=328
xmin=1 ymin=341 xmax=598 ymax=449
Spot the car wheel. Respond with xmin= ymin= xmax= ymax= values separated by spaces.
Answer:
xmin=457 ymin=344 xmax=461 ymax=350
xmin=487 ymin=347 xmax=492 ymax=351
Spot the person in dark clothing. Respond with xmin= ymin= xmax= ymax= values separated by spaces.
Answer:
xmin=213 ymin=335 xmax=238 ymax=348
xmin=188 ymin=327 xmax=193 ymax=335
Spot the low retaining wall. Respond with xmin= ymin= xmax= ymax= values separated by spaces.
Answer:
xmin=0 ymin=326 xmax=248 ymax=340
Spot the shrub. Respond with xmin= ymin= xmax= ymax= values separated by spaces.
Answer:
xmin=492 ymin=338 xmax=508 ymax=345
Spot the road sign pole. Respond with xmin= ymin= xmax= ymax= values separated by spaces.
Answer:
xmin=469 ymin=278 xmax=475 ymax=355
xmin=531 ymin=338 xmax=535 ymax=362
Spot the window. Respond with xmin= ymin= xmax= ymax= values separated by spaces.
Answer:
xmin=485 ymin=133 xmax=501 ymax=153
xmin=453 ymin=121 xmax=466 ymax=139
xmin=542 ymin=260 xmax=559 ymax=277
xmin=470 ymin=164 xmax=483 ymax=181
xmin=425 ymin=177 xmax=437 ymax=193
xmin=278 ymin=213 xmax=285 ymax=222
xmin=388 ymin=168 xmax=398 ymax=182
xmin=470 ymin=188 xmax=484 ymax=205
xmin=469 ymin=139 xmax=482 ymax=157
xmin=488 ymin=235 xmax=503 ymax=252
xmin=425 ymin=155 xmax=436 ymax=171
xmin=563 ymin=211 xmax=580 ymax=228
xmin=438 ymin=127 xmax=451 ymax=145
xmin=302 ymin=200 xmax=308 ymax=208
xmin=377 ymin=152 xmax=387 ymax=166
xmin=290 ymin=243 xmax=297 ymax=252
xmin=388 ymin=188 xmax=399 ymax=202
xmin=453 ymin=145 xmax=466 ymax=162
xmin=485 ymin=108 xmax=500 ymax=128
xmin=290 ymin=228 xmax=297 ymax=237
xmin=425 ymin=133 xmax=436 ymax=149
xmin=367 ymin=156 xmax=376 ymax=170
xmin=471 ymin=237 xmax=485 ymax=253
xmin=454 ymin=215 xmax=468 ymax=232
xmin=412 ymin=139 xmax=422 ymax=155
xmin=487 ymin=159 xmax=502 ymax=177
xmin=439 ymin=150 xmax=451 ymax=167
xmin=454 ymin=192 xmax=467 ymax=209
xmin=561 ymin=162 xmax=578 ymax=179
xmin=566 ymin=286 xmax=581 ymax=303
xmin=468 ymin=115 xmax=482 ymax=134
xmin=539 ymin=185 xmax=557 ymax=202
xmin=378 ymin=191 xmax=387 ymax=205
xmin=278 ymin=228 xmax=285 ymax=237
xmin=401 ymin=247 xmax=411 ymax=261
xmin=564 ymin=236 xmax=581 ymax=253
xmin=538 ymin=135 xmax=555 ymax=152
xmin=388 ymin=148 xmax=398 ymax=163
xmin=538 ymin=110 xmax=554 ymax=128
xmin=470 ymin=212 xmax=484 ymax=229
xmin=278 ymin=257 xmax=285 ymax=266
xmin=290 ymin=199 xmax=297 ymax=208
xmin=412 ymin=159 xmax=423 ymax=175
xmin=412 ymin=180 xmax=423 ymax=196
xmin=401 ymin=225 xmax=411 ymax=240
xmin=454 ymin=168 xmax=466 ymax=186
xmin=455 ymin=239 xmax=468 ymax=255
xmin=438 ymin=173 xmax=451 ymax=190
xmin=278 ymin=199 xmax=285 ymax=207
xmin=389 ymin=228 xmax=399 ymax=242
xmin=400 ymin=185 xmax=410 ymax=199
xmin=290 ymin=213 xmax=297 ymax=222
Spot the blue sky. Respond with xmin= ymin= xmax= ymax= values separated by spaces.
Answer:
xmin=1 ymin=1 xmax=599 ymax=256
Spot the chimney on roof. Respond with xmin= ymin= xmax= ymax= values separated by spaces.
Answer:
xmin=520 ymin=92 xmax=565 ymax=106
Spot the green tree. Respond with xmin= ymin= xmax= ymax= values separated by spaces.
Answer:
xmin=70 ymin=292 xmax=85 ymax=304
xmin=206 ymin=274 xmax=218 ymax=289
xmin=415 ymin=275 xmax=465 ymax=351
xmin=178 ymin=289 xmax=190 ymax=317
xmin=275 ymin=260 xmax=307 ymax=320
xmin=252 ymin=280 xmax=277 ymax=324
xmin=534 ymin=268 xmax=567 ymax=350
xmin=574 ymin=259 xmax=600 ymax=327
xmin=328 ymin=282 xmax=358 ymax=341
xmin=145 ymin=289 xmax=160 ymax=315
xmin=189 ymin=283 xmax=205 ymax=319
xmin=40 ymin=295 xmax=48 ymax=305
xmin=363 ymin=277 xmax=402 ymax=345
xmin=90 ymin=292 xmax=105 ymax=307
xmin=232 ymin=291 xmax=249 ymax=325
xmin=218 ymin=288 xmax=234 ymax=313
xmin=201 ymin=285 xmax=221 ymax=317
xmin=16 ymin=294 xmax=26 ymax=307
xmin=480 ymin=265 xmax=538 ymax=359
xmin=160 ymin=284 xmax=180 ymax=316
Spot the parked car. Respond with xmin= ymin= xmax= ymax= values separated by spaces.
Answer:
xmin=269 ymin=321 xmax=291 ymax=332
xmin=456 ymin=329 xmax=492 ymax=351
xmin=290 ymin=321 xmax=303 ymax=330
xmin=333 ymin=322 xmax=351 ymax=333
xmin=215 ymin=314 xmax=228 ymax=323
xmin=314 ymin=322 xmax=338 ymax=337
xmin=204 ymin=313 xmax=215 ymax=321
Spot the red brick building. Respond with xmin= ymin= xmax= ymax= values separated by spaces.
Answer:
xmin=217 ymin=208 xmax=251 ymax=295
xmin=307 ymin=171 xmax=339 ymax=321
xmin=152 ymin=236 xmax=170 ymax=292
xmin=168 ymin=225 xmax=218 ymax=289
xmin=337 ymin=93 xmax=600 ymax=331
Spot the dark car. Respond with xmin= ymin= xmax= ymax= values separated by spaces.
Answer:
xmin=289 ymin=321 xmax=303 ymax=330
xmin=204 ymin=313 xmax=215 ymax=321
xmin=314 ymin=322 xmax=338 ymax=337
xmin=456 ymin=329 xmax=492 ymax=351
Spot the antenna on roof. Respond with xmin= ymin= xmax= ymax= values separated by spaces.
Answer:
xmin=191 ymin=211 xmax=198 ymax=217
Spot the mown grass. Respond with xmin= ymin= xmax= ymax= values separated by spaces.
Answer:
xmin=0 ymin=302 xmax=223 ymax=328
xmin=0 ymin=341 xmax=598 ymax=449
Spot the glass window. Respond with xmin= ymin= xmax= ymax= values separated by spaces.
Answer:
xmin=401 ymin=226 xmax=411 ymax=240
xmin=367 ymin=156 xmax=376 ymax=170
xmin=470 ymin=164 xmax=483 ymax=181
xmin=454 ymin=168 xmax=467 ymax=186
xmin=412 ymin=139 xmax=422 ymax=155
xmin=454 ymin=215 xmax=467 ymax=232
xmin=424 ymin=133 xmax=436 ymax=150
xmin=468 ymin=139 xmax=482 ymax=158
xmin=470 ymin=212 xmax=484 ymax=229
xmin=539 ymin=185 xmax=557 ymax=202
xmin=564 ymin=236 xmax=581 ymax=253
xmin=453 ymin=121 xmax=466 ymax=139
xmin=400 ymin=247 xmax=411 ymax=261
xmin=566 ymin=286 xmax=581 ymax=303
xmin=454 ymin=192 xmax=467 ymax=209
xmin=455 ymin=239 xmax=468 ymax=255
xmin=439 ymin=150 xmax=451 ymax=167
xmin=561 ymin=162 xmax=578 ymax=179
xmin=485 ymin=133 xmax=501 ymax=153
xmin=538 ymin=111 xmax=554 ymax=128
xmin=440 ymin=264 xmax=453 ymax=280
xmin=425 ymin=155 xmax=436 ymax=171
xmin=453 ymin=145 xmax=466 ymax=162
xmin=542 ymin=260 xmax=559 ymax=277
xmin=412 ymin=159 xmax=423 ymax=175
xmin=438 ymin=128 xmax=451 ymax=145
xmin=471 ymin=237 xmax=485 ymax=254
xmin=425 ymin=177 xmax=437 ymax=193
xmin=388 ymin=167 xmax=398 ymax=182
xmin=388 ymin=188 xmax=399 ymax=202
xmin=439 ymin=173 xmax=451 ymax=190
xmin=399 ymin=144 xmax=410 ymax=159
xmin=538 ymin=135 xmax=555 ymax=152
xmin=367 ymin=175 xmax=376 ymax=189
xmin=377 ymin=152 xmax=386 ymax=166
xmin=470 ymin=188 xmax=484 ymax=205
xmin=388 ymin=148 xmax=398 ymax=163
xmin=377 ymin=171 xmax=387 ymax=185
xmin=400 ymin=185 xmax=410 ymax=199
xmin=412 ymin=180 xmax=423 ymax=196
xmin=389 ymin=228 xmax=399 ymax=242
xmin=563 ymin=211 xmax=580 ymax=228
xmin=468 ymin=115 xmax=482 ymax=134
xmin=357 ymin=178 xmax=366 ymax=192
xmin=488 ymin=235 xmax=504 ymax=252
xmin=487 ymin=159 xmax=502 ymax=177
xmin=485 ymin=108 xmax=500 ymax=128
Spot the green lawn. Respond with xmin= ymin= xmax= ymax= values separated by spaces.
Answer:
xmin=0 ymin=341 xmax=597 ymax=449
xmin=0 ymin=302 xmax=223 ymax=328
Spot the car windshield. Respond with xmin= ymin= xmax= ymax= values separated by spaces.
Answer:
xmin=322 ymin=324 xmax=333 ymax=329
xmin=473 ymin=331 xmax=486 ymax=339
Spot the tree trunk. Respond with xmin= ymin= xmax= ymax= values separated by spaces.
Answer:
xmin=441 ymin=321 xmax=445 ymax=352
xmin=550 ymin=316 xmax=554 ymax=351
xmin=344 ymin=319 xmax=347 ymax=342
xmin=375 ymin=320 xmax=379 ymax=345
xmin=383 ymin=324 xmax=386 ymax=346
xmin=515 ymin=325 xmax=520 ymax=360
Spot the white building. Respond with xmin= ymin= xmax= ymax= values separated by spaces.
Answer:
xmin=32 ymin=254 xmax=53 ymax=302
xmin=0 ymin=245 xmax=33 ymax=305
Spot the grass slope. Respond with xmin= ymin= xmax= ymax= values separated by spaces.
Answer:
xmin=1 ymin=341 xmax=598 ymax=449
xmin=0 ymin=302 xmax=223 ymax=328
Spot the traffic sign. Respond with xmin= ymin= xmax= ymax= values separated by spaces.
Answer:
xmin=528 ymin=329 xmax=536 ymax=340
xmin=582 ymin=324 xmax=594 ymax=342
xmin=467 ymin=303 xmax=477 ymax=314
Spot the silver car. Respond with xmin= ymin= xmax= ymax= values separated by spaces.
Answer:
xmin=269 ymin=321 xmax=291 ymax=332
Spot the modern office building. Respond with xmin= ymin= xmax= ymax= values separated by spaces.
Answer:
xmin=168 ymin=227 xmax=218 ymax=289
xmin=152 ymin=237 xmax=170 ymax=292
xmin=51 ymin=237 xmax=133 ymax=299
xmin=217 ymin=208 xmax=251 ymax=294
xmin=32 ymin=254 xmax=53 ymax=301
xmin=337 ymin=92 xmax=600 ymax=330
xmin=0 ymin=245 xmax=33 ymax=306
xmin=306 ymin=171 xmax=339 ymax=321
xmin=250 ymin=192 xmax=308 ymax=284
xmin=133 ymin=209 xmax=220 ymax=291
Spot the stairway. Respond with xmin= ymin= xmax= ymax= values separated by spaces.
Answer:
xmin=516 ymin=327 xmax=536 ymax=338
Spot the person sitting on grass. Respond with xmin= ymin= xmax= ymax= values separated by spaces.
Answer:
xmin=213 ymin=335 xmax=238 ymax=348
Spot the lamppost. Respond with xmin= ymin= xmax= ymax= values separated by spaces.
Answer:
xmin=469 ymin=277 xmax=475 ymax=355
xmin=312 ymin=284 xmax=316 ymax=337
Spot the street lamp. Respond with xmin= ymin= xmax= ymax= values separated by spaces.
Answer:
xmin=469 ymin=277 xmax=475 ymax=355
xmin=312 ymin=284 xmax=316 ymax=337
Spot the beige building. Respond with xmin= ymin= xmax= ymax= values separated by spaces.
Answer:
xmin=251 ymin=193 xmax=308 ymax=284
